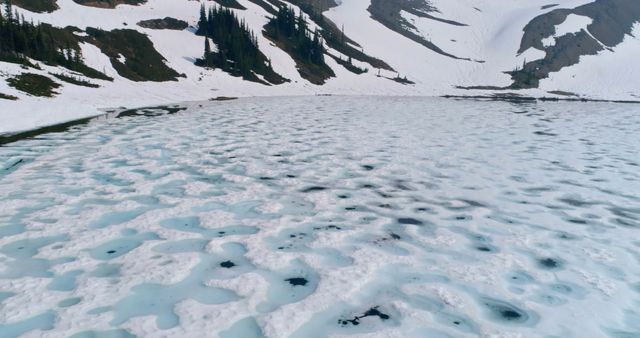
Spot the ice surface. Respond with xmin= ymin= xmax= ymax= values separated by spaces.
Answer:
xmin=0 ymin=96 xmax=639 ymax=337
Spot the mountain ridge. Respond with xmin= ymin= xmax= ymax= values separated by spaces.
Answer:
xmin=1 ymin=0 xmax=639 ymax=133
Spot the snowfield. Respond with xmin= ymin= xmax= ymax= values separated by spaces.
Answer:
xmin=1 ymin=0 xmax=639 ymax=134
xmin=1 ymin=96 xmax=639 ymax=337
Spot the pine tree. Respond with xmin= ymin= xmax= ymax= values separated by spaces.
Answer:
xmin=197 ymin=3 xmax=207 ymax=35
xmin=204 ymin=36 xmax=211 ymax=62
xmin=0 ymin=4 xmax=89 ymax=69
xmin=4 ymin=0 xmax=12 ymax=23
xmin=194 ymin=4 xmax=279 ymax=82
xmin=265 ymin=6 xmax=325 ymax=65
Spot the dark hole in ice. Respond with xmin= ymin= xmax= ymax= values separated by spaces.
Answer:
xmin=313 ymin=225 xmax=342 ymax=231
xmin=107 ymin=250 xmax=116 ymax=254
xmin=538 ymin=258 xmax=563 ymax=269
xmin=363 ymin=307 xmax=390 ymax=320
xmin=568 ymin=219 xmax=587 ymax=224
xmin=453 ymin=321 xmax=461 ymax=325
xmin=259 ymin=177 xmax=275 ymax=181
xmin=500 ymin=309 xmax=522 ymax=319
xmin=301 ymin=186 xmax=327 ymax=193
xmin=361 ymin=184 xmax=376 ymax=189
xmin=286 ymin=174 xmax=297 ymax=178
xmin=476 ymin=246 xmax=492 ymax=252
xmin=377 ymin=191 xmax=393 ymax=198
xmin=220 ymin=261 xmax=235 ymax=268
xmin=362 ymin=165 xmax=375 ymax=171
xmin=337 ymin=195 xmax=349 ymax=199
xmin=398 ymin=218 xmax=423 ymax=225
xmin=390 ymin=233 xmax=401 ymax=240
xmin=558 ymin=197 xmax=592 ymax=207
xmin=534 ymin=131 xmax=557 ymax=137
xmin=482 ymin=298 xmax=529 ymax=323
xmin=339 ymin=306 xmax=390 ymax=326
xmin=508 ymin=271 xmax=534 ymax=284
xmin=285 ymin=277 xmax=308 ymax=286
xmin=5 ymin=158 xmax=24 ymax=170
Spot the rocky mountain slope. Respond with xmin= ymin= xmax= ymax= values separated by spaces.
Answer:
xmin=1 ymin=0 xmax=639 ymax=133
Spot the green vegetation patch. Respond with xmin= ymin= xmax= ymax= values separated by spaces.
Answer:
xmin=137 ymin=17 xmax=188 ymax=30
xmin=0 ymin=3 xmax=112 ymax=81
xmin=196 ymin=5 xmax=287 ymax=85
xmin=72 ymin=0 xmax=145 ymax=8
xmin=10 ymin=0 xmax=58 ymax=13
xmin=85 ymin=28 xmax=182 ymax=82
xmin=50 ymin=73 xmax=100 ymax=88
xmin=284 ymin=0 xmax=393 ymax=73
xmin=329 ymin=55 xmax=367 ymax=75
xmin=7 ymin=73 xmax=61 ymax=97
xmin=0 ymin=92 xmax=18 ymax=100
xmin=263 ymin=6 xmax=334 ymax=85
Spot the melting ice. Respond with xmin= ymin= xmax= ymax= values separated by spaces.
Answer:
xmin=0 ymin=96 xmax=639 ymax=337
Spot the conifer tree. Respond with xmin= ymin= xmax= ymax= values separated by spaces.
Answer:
xmin=264 ymin=6 xmax=326 ymax=65
xmin=0 ymin=4 xmax=88 ymax=69
xmin=194 ymin=4 xmax=284 ymax=84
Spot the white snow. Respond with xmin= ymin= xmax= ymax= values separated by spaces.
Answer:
xmin=540 ymin=23 xmax=640 ymax=100
xmin=0 ymin=0 xmax=638 ymax=135
xmin=542 ymin=14 xmax=594 ymax=47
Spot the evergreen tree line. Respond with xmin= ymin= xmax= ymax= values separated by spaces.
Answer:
xmin=266 ymin=6 xmax=324 ymax=65
xmin=0 ymin=0 xmax=84 ymax=67
xmin=195 ymin=4 xmax=268 ymax=79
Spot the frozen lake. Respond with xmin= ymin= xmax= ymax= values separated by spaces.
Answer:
xmin=1 ymin=96 xmax=639 ymax=337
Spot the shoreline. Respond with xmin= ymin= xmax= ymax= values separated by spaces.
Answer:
xmin=441 ymin=94 xmax=640 ymax=104
xmin=2 ymin=94 xmax=638 ymax=146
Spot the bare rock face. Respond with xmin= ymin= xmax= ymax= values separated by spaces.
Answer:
xmin=299 ymin=0 xmax=338 ymax=12
xmin=367 ymin=0 xmax=470 ymax=60
xmin=510 ymin=0 xmax=640 ymax=89
xmin=10 ymin=0 xmax=59 ymax=13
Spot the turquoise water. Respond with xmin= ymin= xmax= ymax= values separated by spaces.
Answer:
xmin=0 ymin=97 xmax=639 ymax=337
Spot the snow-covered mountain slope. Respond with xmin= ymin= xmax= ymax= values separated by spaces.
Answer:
xmin=1 ymin=0 xmax=639 ymax=134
